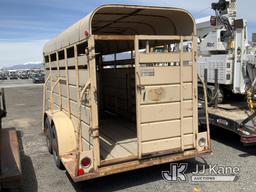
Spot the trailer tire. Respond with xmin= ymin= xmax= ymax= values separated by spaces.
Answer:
xmin=51 ymin=124 xmax=64 ymax=170
xmin=44 ymin=117 xmax=53 ymax=154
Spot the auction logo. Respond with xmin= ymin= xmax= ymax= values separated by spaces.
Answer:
xmin=162 ymin=163 xmax=188 ymax=182
xmin=162 ymin=163 xmax=240 ymax=183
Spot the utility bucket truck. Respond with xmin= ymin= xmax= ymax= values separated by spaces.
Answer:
xmin=43 ymin=5 xmax=211 ymax=182
xmin=197 ymin=0 xmax=256 ymax=144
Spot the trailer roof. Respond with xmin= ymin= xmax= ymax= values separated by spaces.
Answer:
xmin=43 ymin=4 xmax=195 ymax=54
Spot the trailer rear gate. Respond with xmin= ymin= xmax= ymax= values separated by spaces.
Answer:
xmin=93 ymin=34 xmax=198 ymax=162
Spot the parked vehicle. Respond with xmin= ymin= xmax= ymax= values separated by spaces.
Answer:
xmin=0 ymin=73 xmax=7 ymax=80
xmin=197 ymin=0 xmax=256 ymax=145
xmin=197 ymin=0 xmax=252 ymax=102
xmin=9 ymin=71 xmax=17 ymax=79
xmin=19 ymin=72 xmax=29 ymax=79
xmin=9 ymin=74 xmax=18 ymax=80
xmin=43 ymin=5 xmax=211 ymax=182
xmin=32 ymin=73 xmax=45 ymax=83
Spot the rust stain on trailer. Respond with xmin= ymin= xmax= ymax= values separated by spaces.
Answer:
xmin=148 ymin=88 xmax=164 ymax=101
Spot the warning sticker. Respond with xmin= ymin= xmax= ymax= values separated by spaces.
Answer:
xmin=141 ymin=68 xmax=155 ymax=77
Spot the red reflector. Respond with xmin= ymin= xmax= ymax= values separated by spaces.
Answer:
xmin=81 ymin=157 xmax=91 ymax=168
xmin=77 ymin=168 xmax=85 ymax=176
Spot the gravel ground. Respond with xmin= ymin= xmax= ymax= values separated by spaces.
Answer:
xmin=2 ymin=80 xmax=256 ymax=192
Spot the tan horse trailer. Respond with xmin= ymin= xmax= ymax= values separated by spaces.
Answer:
xmin=43 ymin=4 xmax=211 ymax=182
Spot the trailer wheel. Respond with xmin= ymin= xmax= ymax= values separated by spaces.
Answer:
xmin=51 ymin=124 xmax=64 ymax=170
xmin=44 ymin=117 xmax=53 ymax=154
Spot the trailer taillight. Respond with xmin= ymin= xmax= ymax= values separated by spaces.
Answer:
xmin=81 ymin=157 xmax=91 ymax=168
xmin=77 ymin=168 xmax=85 ymax=176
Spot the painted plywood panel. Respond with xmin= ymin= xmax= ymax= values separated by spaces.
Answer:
xmin=139 ymin=52 xmax=192 ymax=63
xmin=141 ymin=117 xmax=193 ymax=142
xmin=140 ymin=65 xmax=192 ymax=85
xmin=141 ymin=83 xmax=192 ymax=104
xmin=141 ymin=134 xmax=193 ymax=154
xmin=140 ymin=100 xmax=193 ymax=123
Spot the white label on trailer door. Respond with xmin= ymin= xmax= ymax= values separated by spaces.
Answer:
xmin=141 ymin=68 xmax=155 ymax=77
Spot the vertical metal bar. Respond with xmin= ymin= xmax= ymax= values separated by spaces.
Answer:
xmin=74 ymin=44 xmax=82 ymax=176
xmin=135 ymin=36 xmax=142 ymax=158
xmin=74 ymin=45 xmax=81 ymax=148
xmin=203 ymin=68 xmax=211 ymax=149
xmin=64 ymin=49 xmax=71 ymax=118
xmin=88 ymin=36 xmax=100 ymax=168
xmin=146 ymin=40 xmax=149 ymax=53
xmin=56 ymin=52 xmax=62 ymax=111
xmin=98 ymin=55 xmax=103 ymax=118
xmin=214 ymin=69 xmax=219 ymax=108
xmin=192 ymin=36 xmax=198 ymax=149
xmin=204 ymin=69 xmax=208 ymax=89
xmin=164 ymin=44 xmax=168 ymax=53
xmin=74 ymin=45 xmax=80 ymax=102
xmin=49 ymin=55 xmax=54 ymax=113
xmin=179 ymin=36 xmax=184 ymax=151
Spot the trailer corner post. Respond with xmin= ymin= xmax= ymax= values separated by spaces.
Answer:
xmin=179 ymin=36 xmax=184 ymax=151
xmin=214 ymin=69 xmax=219 ymax=108
xmin=88 ymin=36 xmax=100 ymax=168
xmin=192 ymin=35 xmax=199 ymax=149
xmin=56 ymin=50 xmax=63 ymax=111
xmin=64 ymin=48 xmax=71 ymax=118
xmin=134 ymin=35 xmax=142 ymax=159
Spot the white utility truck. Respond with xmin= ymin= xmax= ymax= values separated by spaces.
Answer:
xmin=197 ymin=0 xmax=256 ymax=144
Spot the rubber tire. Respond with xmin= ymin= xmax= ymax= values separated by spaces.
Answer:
xmin=51 ymin=124 xmax=65 ymax=170
xmin=44 ymin=117 xmax=53 ymax=154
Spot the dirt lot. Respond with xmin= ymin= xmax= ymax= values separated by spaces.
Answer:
xmin=2 ymin=80 xmax=256 ymax=192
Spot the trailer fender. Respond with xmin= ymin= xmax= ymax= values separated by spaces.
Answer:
xmin=51 ymin=111 xmax=76 ymax=156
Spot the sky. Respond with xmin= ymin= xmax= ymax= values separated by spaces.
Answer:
xmin=0 ymin=0 xmax=255 ymax=68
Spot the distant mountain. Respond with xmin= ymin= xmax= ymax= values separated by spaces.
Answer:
xmin=3 ymin=63 xmax=44 ymax=70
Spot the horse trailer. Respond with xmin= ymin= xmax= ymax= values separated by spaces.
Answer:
xmin=43 ymin=4 xmax=211 ymax=182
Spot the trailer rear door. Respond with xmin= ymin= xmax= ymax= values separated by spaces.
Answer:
xmin=135 ymin=35 xmax=198 ymax=158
